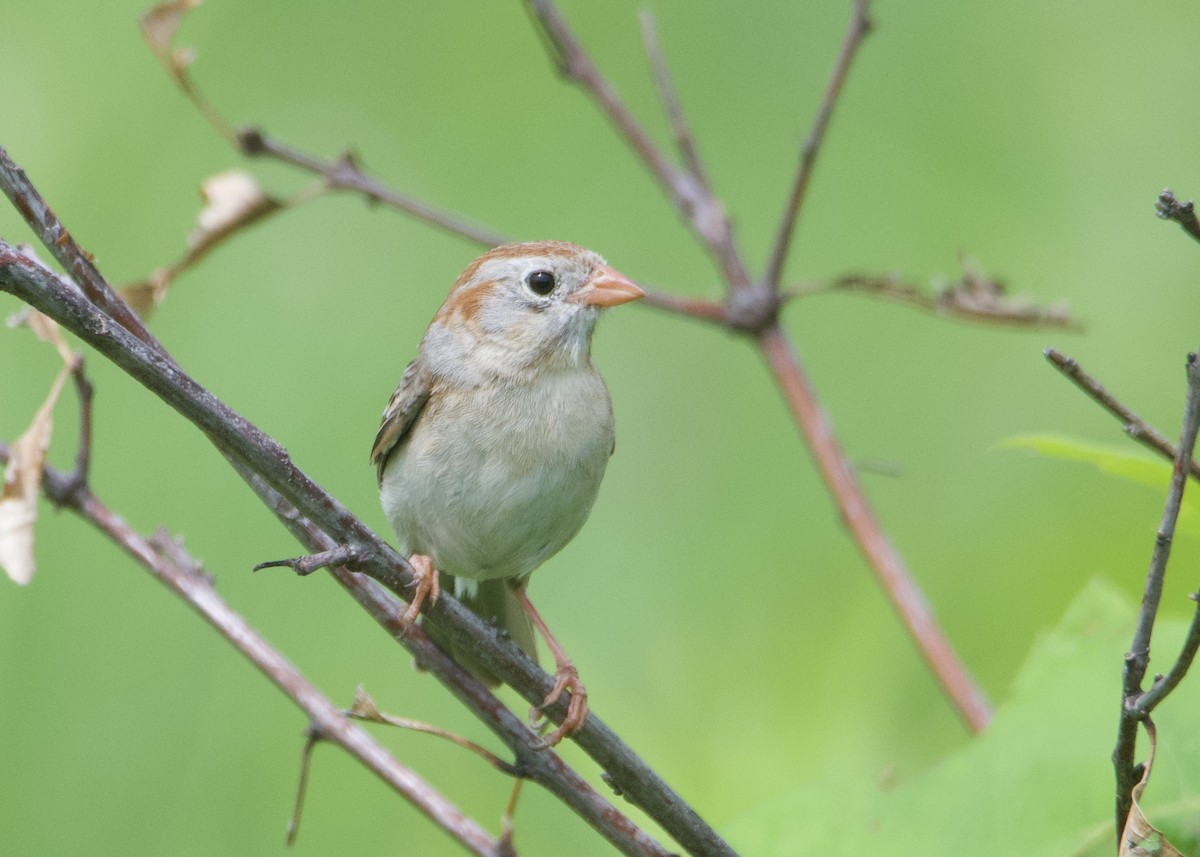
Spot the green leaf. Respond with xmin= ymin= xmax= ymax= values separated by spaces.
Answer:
xmin=723 ymin=580 xmax=1200 ymax=857
xmin=999 ymin=434 xmax=1200 ymax=539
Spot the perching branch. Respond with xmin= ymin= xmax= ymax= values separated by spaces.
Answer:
xmin=0 ymin=234 xmax=692 ymax=857
xmin=0 ymin=439 xmax=504 ymax=857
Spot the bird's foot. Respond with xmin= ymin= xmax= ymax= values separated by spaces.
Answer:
xmin=400 ymin=553 xmax=441 ymax=627
xmin=531 ymin=660 xmax=588 ymax=748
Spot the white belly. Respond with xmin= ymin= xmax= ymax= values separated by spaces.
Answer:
xmin=380 ymin=369 xmax=614 ymax=582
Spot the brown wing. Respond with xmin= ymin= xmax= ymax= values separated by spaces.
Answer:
xmin=370 ymin=359 xmax=433 ymax=485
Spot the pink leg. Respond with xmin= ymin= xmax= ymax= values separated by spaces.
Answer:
xmin=513 ymin=587 xmax=588 ymax=747
xmin=401 ymin=554 xmax=441 ymax=626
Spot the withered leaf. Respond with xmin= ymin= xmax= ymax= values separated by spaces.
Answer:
xmin=0 ymin=366 xmax=70 ymax=585
xmin=1119 ymin=721 xmax=1186 ymax=857
xmin=140 ymin=0 xmax=203 ymax=82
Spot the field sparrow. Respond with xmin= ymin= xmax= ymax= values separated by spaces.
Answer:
xmin=370 ymin=240 xmax=644 ymax=745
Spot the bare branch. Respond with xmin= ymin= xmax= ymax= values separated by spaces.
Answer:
xmin=236 ymin=129 xmax=510 ymax=248
xmin=1112 ymin=351 xmax=1200 ymax=838
xmin=1156 ymin=188 xmax=1200 ymax=245
xmin=0 ymin=441 xmax=502 ymax=857
xmin=0 ymin=148 xmax=165 ymax=354
xmin=1044 ymin=348 xmax=1200 ymax=480
xmin=639 ymin=10 xmax=711 ymax=192
xmin=763 ymin=0 xmax=873 ymax=288
xmin=524 ymin=0 xmax=750 ymax=287
xmin=757 ymin=324 xmax=992 ymax=732
xmin=797 ymin=267 xmax=1079 ymax=330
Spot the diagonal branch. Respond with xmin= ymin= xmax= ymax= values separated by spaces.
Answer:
xmin=524 ymin=0 xmax=750 ymax=287
xmin=0 ymin=440 xmax=503 ymax=857
xmin=763 ymin=0 xmax=873 ymax=288
xmin=757 ymin=324 xmax=992 ymax=732
xmin=1044 ymin=348 xmax=1200 ymax=481
xmin=0 ymin=236 xmax=724 ymax=855
xmin=235 ymin=129 xmax=510 ymax=249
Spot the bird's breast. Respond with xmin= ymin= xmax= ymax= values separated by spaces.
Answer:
xmin=380 ymin=368 xmax=615 ymax=581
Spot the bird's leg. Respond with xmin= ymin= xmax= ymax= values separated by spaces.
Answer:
xmin=401 ymin=553 xmax=441 ymax=626
xmin=513 ymin=586 xmax=588 ymax=747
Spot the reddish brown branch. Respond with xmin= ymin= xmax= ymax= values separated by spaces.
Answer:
xmin=757 ymin=324 xmax=992 ymax=732
xmin=763 ymin=0 xmax=873 ymax=287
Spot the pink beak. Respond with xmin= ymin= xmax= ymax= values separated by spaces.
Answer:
xmin=568 ymin=264 xmax=646 ymax=308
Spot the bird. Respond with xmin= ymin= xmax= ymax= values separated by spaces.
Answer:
xmin=370 ymin=240 xmax=644 ymax=746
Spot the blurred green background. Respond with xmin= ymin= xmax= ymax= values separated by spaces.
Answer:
xmin=2 ymin=0 xmax=1200 ymax=854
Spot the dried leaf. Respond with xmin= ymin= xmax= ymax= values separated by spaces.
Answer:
xmin=118 ymin=171 xmax=280 ymax=319
xmin=349 ymin=686 xmax=386 ymax=723
xmin=140 ymin=0 xmax=203 ymax=82
xmin=190 ymin=170 xmax=280 ymax=250
xmin=824 ymin=260 xmax=1078 ymax=330
xmin=1120 ymin=721 xmax=1185 ymax=857
xmin=0 ymin=366 xmax=70 ymax=584
xmin=119 ymin=270 xmax=171 ymax=320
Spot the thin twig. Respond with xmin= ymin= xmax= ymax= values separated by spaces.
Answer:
xmin=756 ymin=324 xmax=992 ymax=732
xmin=639 ymin=10 xmax=712 ymax=193
xmin=797 ymin=271 xmax=1078 ymax=330
xmin=524 ymin=0 xmax=750 ymax=287
xmin=1044 ymin=349 xmax=1200 ymax=481
xmin=639 ymin=289 xmax=728 ymax=323
xmin=1111 ymin=351 xmax=1200 ymax=839
xmin=1156 ymin=189 xmax=1200 ymax=245
xmin=763 ymin=0 xmax=873 ymax=288
xmin=0 ymin=147 xmax=165 ymax=354
xmin=0 ymin=442 xmax=502 ymax=857
xmin=236 ymin=129 xmax=509 ymax=249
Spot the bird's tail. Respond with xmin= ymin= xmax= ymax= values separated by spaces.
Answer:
xmin=425 ymin=575 xmax=537 ymax=687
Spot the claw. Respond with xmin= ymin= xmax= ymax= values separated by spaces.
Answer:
xmin=531 ymin=663 xmax=588 ymax=748
xmin=400 ymin=553 xmax=440 ymax=627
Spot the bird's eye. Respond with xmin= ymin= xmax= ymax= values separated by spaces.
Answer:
xmin=526 ymin=270 xmax=556 ymax=296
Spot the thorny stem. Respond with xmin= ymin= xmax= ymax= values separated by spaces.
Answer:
xmin=1111 ymin=351 xmax=1200 ymax=840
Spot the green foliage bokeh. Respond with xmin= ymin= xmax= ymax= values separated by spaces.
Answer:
xmin=2 ymin=1 xmax=1200 ymax=854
